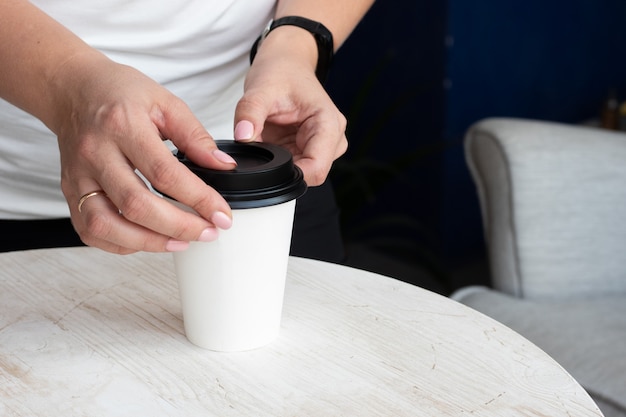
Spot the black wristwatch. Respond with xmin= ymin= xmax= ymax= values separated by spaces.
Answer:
xmin=250 ymin=16 xmax=334 ymax=84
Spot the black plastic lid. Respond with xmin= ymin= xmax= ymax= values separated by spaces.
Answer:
xmin=175 ymin=141 xmax=307 ymax=209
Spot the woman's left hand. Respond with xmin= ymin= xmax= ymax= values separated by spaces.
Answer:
xmin=233 ymin=26 xmax=347 ymax=186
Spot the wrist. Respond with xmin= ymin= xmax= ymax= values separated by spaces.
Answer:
xmin=252 ymin=25 xmax=318 ymax=74
xmin=250 ymin=16 xmax=334 ymax=84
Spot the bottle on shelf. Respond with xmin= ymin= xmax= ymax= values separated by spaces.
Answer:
xmin=601 ymin=89 xmax=620 ymax=130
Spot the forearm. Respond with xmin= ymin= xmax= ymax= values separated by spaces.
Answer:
xmin=0 ymin=0 xmax=107 ymax=133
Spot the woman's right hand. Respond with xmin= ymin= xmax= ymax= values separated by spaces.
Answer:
xmin=1 ymin=1 xmax=239 ymax=254
xmin=53 ymin=54 xmax=237 ymax=254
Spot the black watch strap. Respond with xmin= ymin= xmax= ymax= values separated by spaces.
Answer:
xmin=250 ymin=16 xmax=334 ymax=84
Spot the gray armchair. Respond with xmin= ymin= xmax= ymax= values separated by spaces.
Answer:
xmin=451 ymin=118 xmax=626 ymax=417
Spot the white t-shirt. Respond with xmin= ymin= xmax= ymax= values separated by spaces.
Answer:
xmin=0 ymin=0 xmax=275 ymax=219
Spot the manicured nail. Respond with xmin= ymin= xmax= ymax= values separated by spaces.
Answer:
xmin=198 ymin=227 xmax=219 ymax=242
xmin=166 ymin=239 xmax=190 ymax=252
xmin=211 ymin=211 xmax=233 ymax=230
xmin=212 ymin=149 xmax=237 ymax=165
xmin=234 ymin=120 xmax=254 ymax=141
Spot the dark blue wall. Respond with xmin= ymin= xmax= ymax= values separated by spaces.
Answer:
xmin=446 ymin=1 xmax=626 ymax=137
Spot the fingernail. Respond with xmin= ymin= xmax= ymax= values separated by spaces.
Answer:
xmin=198 ymin=227 xmax=219 ymax=242
xmin=166 ymin=239 xmax=190 ymax=252
xmin=212 ymin=149 xmax=237 ymax=165
xmin=234 ymin=120 xmax=254 ymax=141
xmin=211 ymin=211 xmax=233 ymax=230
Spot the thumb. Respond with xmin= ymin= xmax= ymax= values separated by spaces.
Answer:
xmin=233 ymin=94 xmax=268 ymax=142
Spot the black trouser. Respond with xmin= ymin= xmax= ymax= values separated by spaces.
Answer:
xmin=0 ymin=217 xmax=84 ymax=253
xmin=0 ymin=181 xmax=345 ymax=263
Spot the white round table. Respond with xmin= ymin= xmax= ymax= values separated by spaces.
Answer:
xmin=0 ymin=247 xmax=602 ymax=416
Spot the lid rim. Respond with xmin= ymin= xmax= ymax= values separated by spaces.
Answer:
xmin=171 ymin=140 xmax=307 ymax=208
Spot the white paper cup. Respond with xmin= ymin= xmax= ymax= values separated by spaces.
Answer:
xmin=166 ymin=141 xmax=306 ymax=351
xmin=174 ymin=200 xmax=295 ymax=351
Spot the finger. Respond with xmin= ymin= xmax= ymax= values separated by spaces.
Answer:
xmin=72 ymin=186 xmax=214 ymax=254
xmin=117 ymin=116 xmax=234 ymax=230
xmin=155 ymin=98 xmax=237 ymax=169
xmin=73 ymin=188 xmax=159 ymax=254
xmin=233 ymin=92 xmax=270 ymax=142
xmin=294 ymin=110 xmax=348 ymax=185
xmin=108 ymin=159 xmax=227 ymax=241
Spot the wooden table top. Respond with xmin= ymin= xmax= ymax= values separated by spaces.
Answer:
xmin=0 ymin=247 xmax=602 ymax=416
